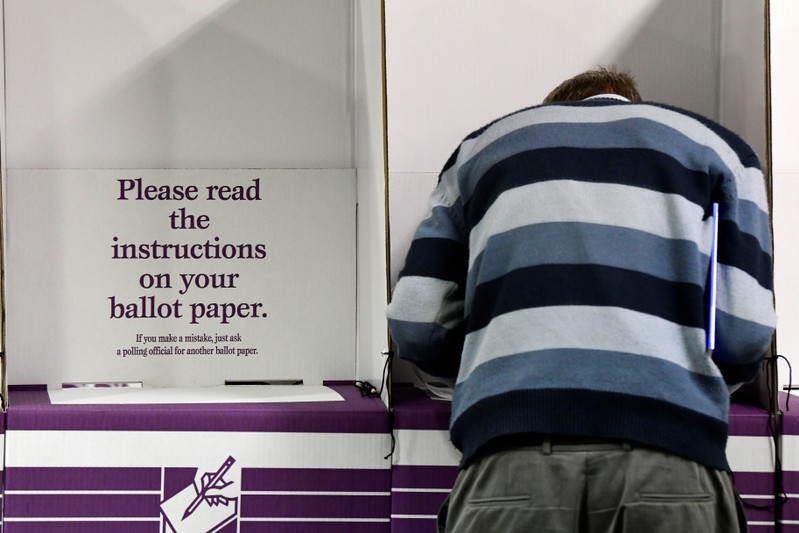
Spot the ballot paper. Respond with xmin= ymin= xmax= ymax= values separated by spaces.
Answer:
xmin=48 ymin=384 xmax=343 ymax=404
xmin=414 ymin=367 xmax=453 ymax=401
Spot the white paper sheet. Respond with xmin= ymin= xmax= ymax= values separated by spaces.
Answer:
xmin=47 ymin=385 xmax=344 ymax=405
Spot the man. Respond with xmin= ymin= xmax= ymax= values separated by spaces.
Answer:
xmin=386 ymin=67 xmax=775 ymax=532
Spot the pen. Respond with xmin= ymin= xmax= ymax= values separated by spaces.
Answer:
xmin=707 ymin=202 xmax=719 ymax=353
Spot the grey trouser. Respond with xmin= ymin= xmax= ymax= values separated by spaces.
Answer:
xmin=437 ymin=440 xmax=748 ymax=533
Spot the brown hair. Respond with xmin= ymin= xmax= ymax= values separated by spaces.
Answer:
xmin=543 ymin=66 xmax=641 ymax=103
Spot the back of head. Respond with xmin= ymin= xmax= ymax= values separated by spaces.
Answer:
xmin=544 ymin=66 xmax=641 ymax=103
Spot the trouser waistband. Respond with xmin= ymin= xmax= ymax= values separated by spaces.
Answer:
xmin=479 ymin=434 xmax=634 ymax=457
xmin=537 ymin=438 xmax=633 ymax=455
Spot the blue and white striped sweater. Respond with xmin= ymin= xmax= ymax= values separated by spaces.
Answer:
xmin=387 ymin=98 xmax=775 ymax=470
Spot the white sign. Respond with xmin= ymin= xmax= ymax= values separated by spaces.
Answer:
xmin=6 ymin=169 xmax=357 ymax=387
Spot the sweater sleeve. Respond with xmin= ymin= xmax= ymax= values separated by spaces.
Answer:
xmin=386 ymin=155 xmax=469 ymax=380
xmin=712 ymin=153 xmax=775 ymax=384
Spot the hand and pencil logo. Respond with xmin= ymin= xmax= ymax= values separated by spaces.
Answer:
xmin=161 ymin=456 xmax=240 ymax=533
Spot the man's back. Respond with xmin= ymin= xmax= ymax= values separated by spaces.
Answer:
xmin=387 ymin=97 xmax=774 ymax=471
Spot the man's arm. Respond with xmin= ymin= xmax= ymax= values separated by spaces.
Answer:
xmin=712 ymin=154 xmax=775 ymax=385
xmin=387 ymin=170 xmax=469 ymax=380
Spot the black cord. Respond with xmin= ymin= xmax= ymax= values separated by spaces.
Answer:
xmin=352 ymin=350 xmax=396 ymax=459
xmin=353 ymin=349 xmax=393 ymax=398
xmin=381 ymin=349 xmax=396 ymax=459
xmin=739 ymin=354 xmax=790 ymax=513
xmin=779 ymin=354 xmax=792 ymax=412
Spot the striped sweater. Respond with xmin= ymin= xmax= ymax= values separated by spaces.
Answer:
xmin=386 ymin=98 xmax=775 ymax=471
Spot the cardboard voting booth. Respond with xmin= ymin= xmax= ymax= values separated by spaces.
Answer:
xmin=780 ymin=393 xmax=799 ymax=530
xmin=2 ymin=383 xmax=391 ymax=532
xmin=772 ymin=3 xmax=799 ymax=528
xmin=385 ymin=2 xmax=782 ymax=531
xmin=0 ymin=1 xmax=391 ymax=531
xmin=0 ymin=1 xmax=791 ymax=532
xmin=772 ymin=0 xmax=799 ymax=386
xmin=1 ymin=0 xmax=389 ymax=390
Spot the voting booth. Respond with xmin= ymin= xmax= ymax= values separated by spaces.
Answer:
xmin=0 ymin=1 xmax=792 ymax=532
xmin=0 ymin=1 xmax=391 ymax=531
xmin=1 ymin=0 xmax=389 ymax=390
xmin=771 ymin=1 xmax=799 ymax=531
xmin=385 ymin=1 xmax=782 ymax=532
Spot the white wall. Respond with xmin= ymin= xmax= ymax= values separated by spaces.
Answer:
xmin=719 ymin=2 xmax=767 ymax=164
xmin=771 ymin=0 xmax=799 ymax=386
xmin=3 ymin=0 xmax=354 ymax=169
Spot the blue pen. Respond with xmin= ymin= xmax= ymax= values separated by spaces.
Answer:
xmin=707 ymin=203 xmax=719 ymax=353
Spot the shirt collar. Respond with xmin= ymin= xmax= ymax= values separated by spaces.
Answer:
xmin=584 ymin=93 xmax=630 ymax=102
